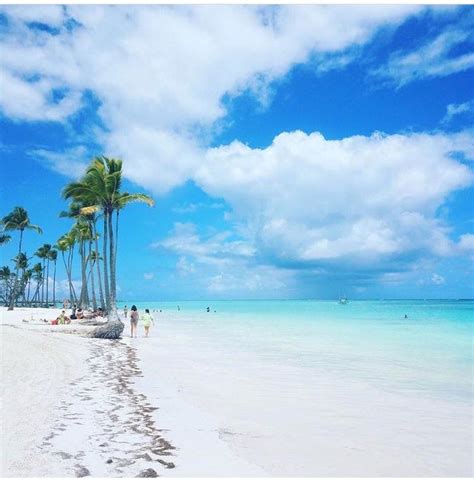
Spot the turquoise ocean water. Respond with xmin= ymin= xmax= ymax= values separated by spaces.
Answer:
xmin=121 ymin=299 xmax=473 ymax=402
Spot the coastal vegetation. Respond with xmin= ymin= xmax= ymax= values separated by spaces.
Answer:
xmin=1 ymin=156 xmax=154 ymax=337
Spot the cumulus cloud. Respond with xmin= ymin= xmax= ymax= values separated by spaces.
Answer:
xmin=372 ymin=27 xmax=474 ymax=87
xmin=197 ymin=130 xmax=474 ymax=267
xmin=0 ymin=4 xmax=423 ymax=191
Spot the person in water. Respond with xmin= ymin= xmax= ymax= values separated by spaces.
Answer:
xmin=142 ymin=309 xmax=154 ymax=337
xmin=130 ymin=305 xmax=139 ymax=338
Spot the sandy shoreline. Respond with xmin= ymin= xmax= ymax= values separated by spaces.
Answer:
xmin=1 ymin=306 xmax=472 ymax=477
xmin=0 ymin=307 xmax=264 ymax=477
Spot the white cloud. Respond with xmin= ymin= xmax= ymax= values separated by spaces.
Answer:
xmin=31 ymin=146 xmax=89 ymax=178
xmin=442 ymin=100 xmax=474 ymax=124
xmin=143 ymin=272 xmax=154 ymax=280
xmin=457 ymin=233 xmax=474 ymax=253
xmin=176 ymin=256 xmax=195 ymax=275
xmin=0 ymin=69 xmax=82 ymax=122
xmin=155 ymin=222 xmax=256 ymax=266
xmin=196 ymin=130 xmax=474 ymax=265
xmin=373 ymin=28 xmax=474 ymax=87
xmin=154 ymin=222 xmax=294 ymax=296
xmin=0 ymin=4 xmax=422 ymax=192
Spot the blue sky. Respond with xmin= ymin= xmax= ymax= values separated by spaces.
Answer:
xmin=1 ymin=5 xmax=473 ymax=301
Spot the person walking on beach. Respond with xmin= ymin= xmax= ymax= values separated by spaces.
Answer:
xmin=130 ymin=305 xmax=139 ymax=338
xmin=142 ymin=309 xmax=154 ymax=338
xmin=124 ymin=305 xmax=128 ymax=318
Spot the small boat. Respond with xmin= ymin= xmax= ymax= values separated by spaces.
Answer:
xmin=339 ymin=297 xmax=349 ymax=305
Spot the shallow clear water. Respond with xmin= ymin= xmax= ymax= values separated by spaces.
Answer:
xmin=123 ymin=299 xmax=473 ymax=402
xmin=123 ymin=299 xmax=473 ymax=476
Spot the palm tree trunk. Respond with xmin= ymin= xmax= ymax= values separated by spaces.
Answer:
xmin=68 ymin=245 xmax=78 ymax=305
xmin=41 ymin=260 xmax=45 ymax=307
xmin=53 ymin=260 xmax=57 ymax=307
xmin=79 ymin=241 xmax=89 ymax=308
xmin=89 ymin=241 xmax=97 ymax=311
xmin=103 ymin=211 xmax=110 ymax=312
xmin=45 ymin=259 xmax=50 ymax=307
xmin=92 ymin=221 xmax=105 ymax=311
xmin=108 ymin=209 xmax=118 ymax=318
xmin=92 ymin=209 xmax=123 ymax=338
xmin=8 ymin=228 xmax=24 ymax=310
xmin=62 ymin=251 xmax=72 ymax=304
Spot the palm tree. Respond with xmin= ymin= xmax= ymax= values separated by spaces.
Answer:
xmin=72 ymin=221 xmax=92 ymax=309
xmin=12 ymin=252 xmax=29 ymax=304
xmin=49 ymin=249 xmax=58 ymax=307
xmin=31 ymin=263 xmax=43 ymax=306
xmin=0 ymin=233 xmax=11 ymax=245
xmin=35 ymin=244 xmax=51 ymax=307
xmin=0 ymin=266 xmax=13 ymax=306
xmin=2 ymin=207 xmax=42 ymax=310
xmin=24 ymin=268 xmax=34 ymax=303
xmin=63 ymin=156 xmax=154 ymax=338
xmin=57 ymin=232 xmax=78 ymax=306
xmin=43 ymin=244 xmax=52 ymax=307
xmin=88 ymin=250 xmax=101 ymax=311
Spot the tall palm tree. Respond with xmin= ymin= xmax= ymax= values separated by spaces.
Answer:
xmin=63 ymin=156 xmax=154 ymax=337
xmin=2 ymin=207 xmax=42 ymax=310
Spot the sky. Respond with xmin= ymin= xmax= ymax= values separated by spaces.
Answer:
xmin=0 ymin=4 xmax=473 ymax=301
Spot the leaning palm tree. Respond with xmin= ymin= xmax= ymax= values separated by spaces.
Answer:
xmin=63 ymin=156 xmax=154 ymax=338
xmin=2 ymin=207 xmax=42 ymax=310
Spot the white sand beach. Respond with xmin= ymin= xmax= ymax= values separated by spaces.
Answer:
xmin=1 ymin=306 xmax=472 ymax=477
xmin=0 ymin=307 xmax=263 ymax=478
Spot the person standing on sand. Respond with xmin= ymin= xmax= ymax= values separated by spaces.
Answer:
xmin=130 ymin=305 xmax=139 ymax=338
xmin=124 ymin=305 xmax=128 ymax=318
xmin=141 ymin=309 xmax=154 ymax=338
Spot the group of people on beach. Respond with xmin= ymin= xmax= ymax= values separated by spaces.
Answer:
xmin=51 ymin=305 xmax=105 ymax=325
xmin=124 ymin=305 xmax=154 ymax=338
